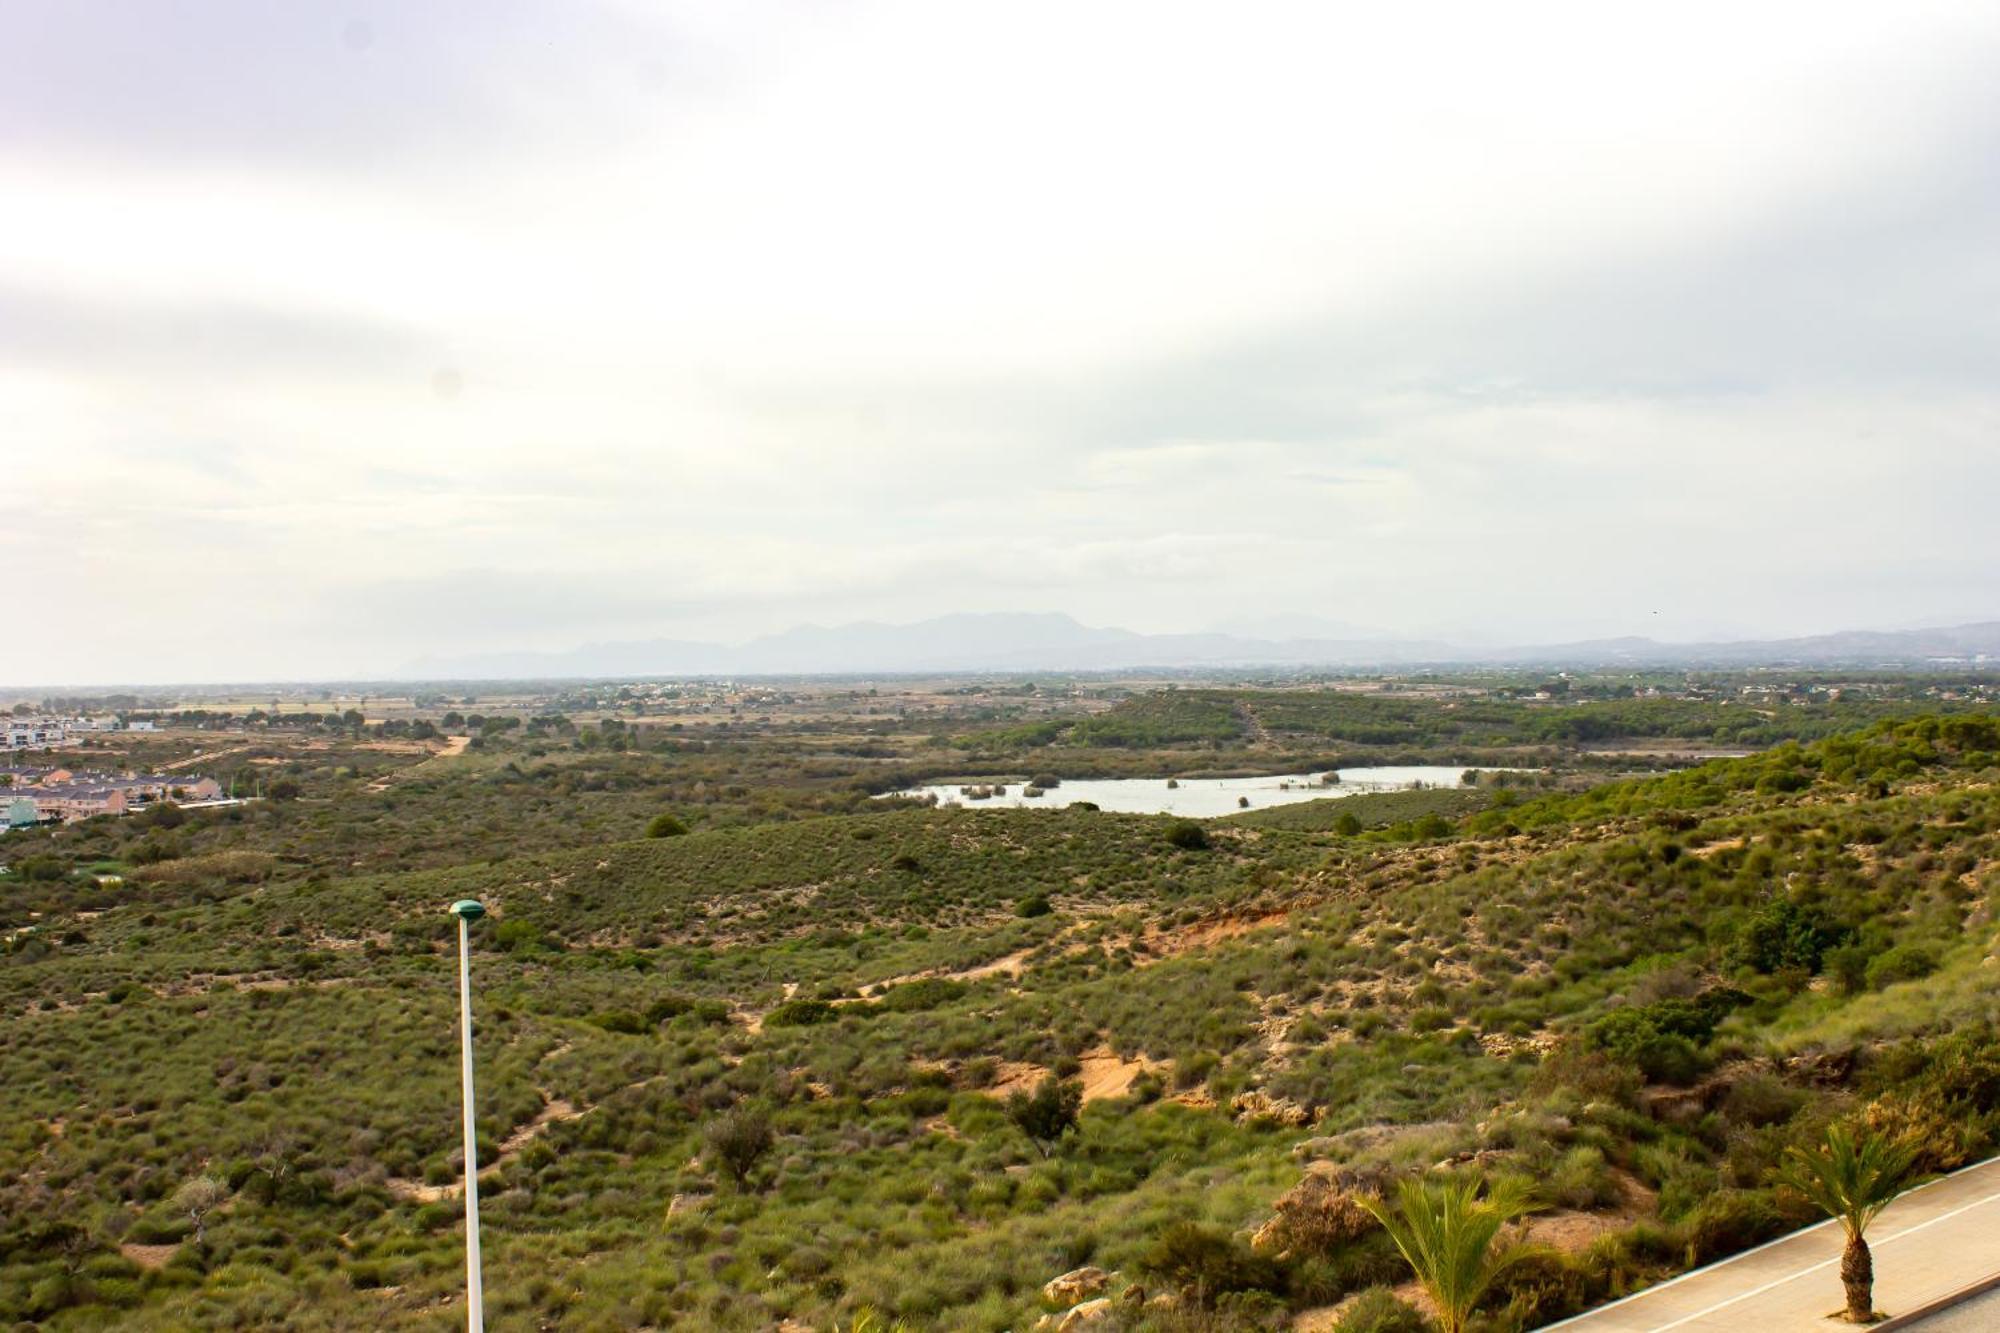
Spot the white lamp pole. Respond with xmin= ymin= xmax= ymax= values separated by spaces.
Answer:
xmin=449 ymin=899 xmax=487 ymax=1331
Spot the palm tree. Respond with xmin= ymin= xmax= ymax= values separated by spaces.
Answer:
xmin=1359 ymin=1174 xmax=1538 ymax=1333
xmin=1775 ymin=1124 xmax=1918 ymax=1322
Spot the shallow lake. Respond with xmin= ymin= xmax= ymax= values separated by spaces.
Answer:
xmin=884 ymin=766 xmax=1499 ymax=817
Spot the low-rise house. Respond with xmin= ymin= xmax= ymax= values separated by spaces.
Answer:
xmin=29 ymin=786 xmax=128 ymax=821
xmin=2 ymin=717 xmax=67 ymax=749
xmin=0 ymin=769 xmax=221 ymax=823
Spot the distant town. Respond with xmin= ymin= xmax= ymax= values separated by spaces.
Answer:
xmin=2 ymin=715 xmax=226 ymax=828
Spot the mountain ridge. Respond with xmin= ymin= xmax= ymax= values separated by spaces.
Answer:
xmin=403 ymin=613 xmax=2000 ymax=679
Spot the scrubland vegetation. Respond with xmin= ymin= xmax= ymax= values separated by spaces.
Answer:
xmin=2 ymin=679 xmax=1998 ymax=1330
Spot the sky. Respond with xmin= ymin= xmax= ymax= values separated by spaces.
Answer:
xmin=3 ymin=1 xmax=1998 ymax=684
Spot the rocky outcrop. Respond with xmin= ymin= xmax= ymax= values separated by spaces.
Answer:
xmin=1229 ymin=1089 xmax=1314 ymax=1126
xmin=1041 ymin=1266 xmax=1114 ymax=1307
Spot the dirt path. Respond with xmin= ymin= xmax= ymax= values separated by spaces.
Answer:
xmin=868 ymin=947 xmax=1037 ymax=994
xmin=382 ymin=1089 xmax=583 ymax=1202
xmin=366 ymin=735 xmax=470 ymax=792
xmin=161 ymin=744 xmax=253 ymax=773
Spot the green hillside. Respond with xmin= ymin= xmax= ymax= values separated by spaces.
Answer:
xmin=3 ymin=715 xmax=1999 ymax=1329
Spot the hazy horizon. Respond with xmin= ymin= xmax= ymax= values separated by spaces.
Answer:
xmin=2 ymin=607 xmax=1996 ymax=691
xmin=6 ymin=2 xmax=2000 ymax=682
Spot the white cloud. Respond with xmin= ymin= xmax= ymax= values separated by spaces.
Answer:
xmin=2 ymin=0 xmax=1998 ymax=681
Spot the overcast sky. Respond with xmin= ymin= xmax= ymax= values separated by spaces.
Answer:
xmin=4 ymin=2 xmax=1998 ymax=683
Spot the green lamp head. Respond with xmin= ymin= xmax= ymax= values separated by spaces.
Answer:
xmin=448 ymin=899 xmax=487 ymax=922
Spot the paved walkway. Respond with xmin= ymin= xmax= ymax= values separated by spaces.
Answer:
xmin=1549 ymin=1155 xmax=2000 ymax=1331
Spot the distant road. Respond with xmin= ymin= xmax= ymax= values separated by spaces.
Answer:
xmin=1548 ymin=1155 xmax=2000 ymax=1331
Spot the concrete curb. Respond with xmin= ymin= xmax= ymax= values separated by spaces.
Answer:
xmin=1874 ymin=1269 xmax=2000 ymax=1330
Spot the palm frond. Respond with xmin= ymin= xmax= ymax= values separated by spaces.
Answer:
xmin=1775 ymin=1123 xmax=1918 ymax=1238
xmin=1359 ymin=1173 xmax=1541 ymax=1331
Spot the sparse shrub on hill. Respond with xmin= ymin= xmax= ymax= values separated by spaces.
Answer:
xmin=645 ymin=812 xmax=691 ymax=838
xmin=1165 ymin=819 xmax=1210 ymax=850
xmin=704 ymin=1104 xmax=774 ymax=1190
xmin=4 ymin=708 xmax=2000 ymax=1329
xmin=1005 ymin=1077 xmax=1082 ymax=1156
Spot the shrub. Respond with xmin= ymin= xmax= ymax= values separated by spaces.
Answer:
xmin=704 ymin=1105 xmax=774 ymax=1189
xmin=645 ymin=812 xmax=690 ymax=838
xmin=1138 ymin=1221 xmax=1281 ymax=1309
xmin=762 ymin=1000 xmax=837 ymax=1028
xmin=493 ymin=919 xmax=554 ymax=954
xmin=1005 ymin=1078 xmax=1082 ymax=1156
xmin=1866 ymin=944 xmax=1941 ymax=990
xmin=1733 ymin=899 xmax=1846 ymax=975
xmin=1483 ymin=1249 xmax=1601 ymax=1328
xmin=1260 ymin=1173 xmax=1379 ymax=1259
xmin=1823 ymin=945 xmax=1871 ymax=996
xmin=1016 ymin=894 xmax=1053 ymax=918
xmin=1586 ymin=994 xmax=1744 ymax=1084
xmin=128 ymin=851 xmax=278 ymax=885
xmin=877 ymin=978 xmax=966 ymax=1012
xmin=1332 ymin=1286 xmax=1430 ymax=1333
xmin=1683 ymin=1189 xmax=1786 ymax=1264
xmin=1165 ymin=820 xmax=1210 ymax=851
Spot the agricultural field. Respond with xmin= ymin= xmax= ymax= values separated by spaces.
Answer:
xmin=2 ymin=682 xmax=1998 ymax=1330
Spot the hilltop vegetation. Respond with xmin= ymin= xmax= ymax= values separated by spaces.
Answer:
xmin=2 ymin=685 xmax=1998 ymax=1331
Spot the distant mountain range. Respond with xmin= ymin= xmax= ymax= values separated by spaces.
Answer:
xmin=403 ymin=613 xmax=2000 ymax=680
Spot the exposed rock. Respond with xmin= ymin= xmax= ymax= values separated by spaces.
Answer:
xmin=1229 ymin=1089 xmax=1314 ymax=1126
xmin=1058 ymin=1298 xmax=1115 ymax=1328
xmin=1034 ymin=1297 xmax=1118 ymax=1331
xmin=1042 ymin=1265 xmax=1115 ymax=1307
xmin=1782 ymin=1047 xmax=1856 ymax=1087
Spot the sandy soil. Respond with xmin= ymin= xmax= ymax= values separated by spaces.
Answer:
xmin=981 ymin=1047 xmax=1165 ymax=1103
xmin=119 ymin=1242 xmax=180 ymax=1270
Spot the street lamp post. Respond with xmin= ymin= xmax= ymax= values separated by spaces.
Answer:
xmin=449 ymin=899 xmax=487 ymax=1331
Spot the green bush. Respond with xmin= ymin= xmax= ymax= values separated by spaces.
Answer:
xmin=877 ymin=978 xmax=967 ymax=1012
xmin=1332 ymin=1286 xmax=1431 ymax=1332
xmin=1734 ymin=899 xmax=1847 ymax=975
xmin=763 ymin=1000 xmax=837 ymax=1028
xmin=1165 ymin=820 xmax=1210 ymax=851
xmin=1867 ymin=944 xmax=1941 ymax=990
xmin=1683 ymin=1189 xmax=1787 ymax=1264
xmin=645 ymin=812 xmax=691 ymax=838
xmin=1137 ymin=1220 xmax=1281 ymax=1309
